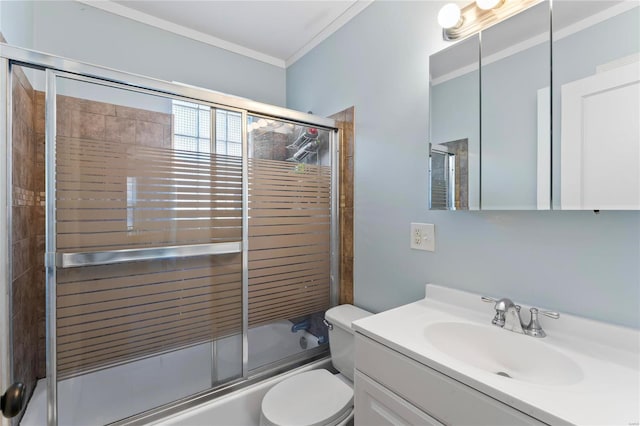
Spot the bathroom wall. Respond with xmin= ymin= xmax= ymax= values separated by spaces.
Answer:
xmin=0 ymin=0 xmax=285 ymax=107
xmin=0 ymin=1 xmax=33 ymax=50
xmin=286 ymin=1 xmax=640 ymax=328
xmin=11 ymin=65 xmax=44 ymax=424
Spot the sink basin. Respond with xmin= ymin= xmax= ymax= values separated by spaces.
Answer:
xmin=425 ymin=322 xmax=583 ymax=386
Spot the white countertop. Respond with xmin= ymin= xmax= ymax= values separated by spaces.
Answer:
xmin=352 ymin=284 xmax=640 ymax=425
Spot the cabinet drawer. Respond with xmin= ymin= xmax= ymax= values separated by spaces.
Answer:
xmin=355 ymin=334 xmax=545 ymax=425
xmin=355 ymin=370 xmax=444 ymax=426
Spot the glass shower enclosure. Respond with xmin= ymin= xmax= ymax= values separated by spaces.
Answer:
xmin=0 ymin=44 xmax=338 ymax=425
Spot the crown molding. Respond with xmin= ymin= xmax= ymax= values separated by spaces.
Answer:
xmin=75 ymin=0 xmax=286 ymax=68
xmin=286 ymin=0 xmax=373 ymax=67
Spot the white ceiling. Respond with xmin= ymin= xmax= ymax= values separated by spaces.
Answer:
xmin=80 ymin=0 xmax=372 ymax=68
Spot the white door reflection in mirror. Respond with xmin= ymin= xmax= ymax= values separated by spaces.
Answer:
xmin=560 ymin=59 xmax=640 ymax=209
xmin=552 ymin=1 xmax=639 ymax=210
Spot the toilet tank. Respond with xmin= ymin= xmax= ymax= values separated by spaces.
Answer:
xmin=325 ymin=304 xmax=372 ymax=381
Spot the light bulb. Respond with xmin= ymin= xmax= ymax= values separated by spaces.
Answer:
xmin=438 ymin=3 xmax=462 ymax=29
xmin=476 ymin=0 xmax=503 ymax=10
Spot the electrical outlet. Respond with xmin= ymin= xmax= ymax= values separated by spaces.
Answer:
xmin=410 ymin=223 xmax=435 ymax=252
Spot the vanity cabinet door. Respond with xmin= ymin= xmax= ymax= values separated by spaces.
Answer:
xmin=355 ymin=334 xmax=546 ymax=426
xmin=355 ymin=370 xmax=444 ymax=426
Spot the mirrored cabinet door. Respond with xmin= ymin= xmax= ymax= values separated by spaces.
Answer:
xmin=480 ymin=1 xmax=551 ymax=210
xmin=552 ymin=1 xmax=640 ymax=210
xmin=429 ymin=34 xmax=480 ymax=210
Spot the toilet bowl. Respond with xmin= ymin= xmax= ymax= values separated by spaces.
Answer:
xmin=260 ymin=305 xmax=372 ymax=426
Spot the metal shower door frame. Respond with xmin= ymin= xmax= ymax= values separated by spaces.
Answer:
xmin=0 ymin=57 xmax=12 ymax=426
xmin=0 ymin=42 xmax=338 ymax=426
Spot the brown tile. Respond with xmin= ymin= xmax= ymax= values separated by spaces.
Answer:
xmin=12 ymin=78 xmax=34 ymax=127
xmin=55 ymin=103 xmax=71 ymax=137
xmin=344 ymin=106 xmax=355 ymax=124
xmin=105 ymin=115 xmax=136 ymax=144
xmin=339 ymin=256 xmax=354 ymax=305
xmin=58 ymin=95 xmax=115 ymax=116
xmin=135 ymin=120 xmax=164 ymax=147
xmin=341 ymin=123 xmax=354 ymax=158
xmin=11 ymin=266 xmax=32 ymax=315
xmin=34 ymin=131 xmax=45 ymax=147
xmin=341 ymin=167 xmax=354 ymax=209
xmin=27 ymin=265 xmax=42 ymax=311
xmin=163 ymin=124 xmax=173 ymax=148
xmin=35 ymin=236 xmax=45 ymax=268
xmin=34 ymin=90 xmax=45 ymax=106
xmin=12 ymin=206 xmax=30 ymax=242
xmin=34 ymin=92 xmax=45 ymax=134
xmin=11 ymin=264 xmax=39 ymax=404
xmin=34 ymin=207 xmax=45 ymax=237
xmin=341 ymin=207 xmax=354 ymax=259
xmin=12 ymin=238 xmax=33 ymax=280
xmin=117 ymin=105 xmax=172 ymax=126
xmin=11 ymin=79 xmax=33 ymax=124
xmin=12 ymin=151 xmax=34 ymax=193
xmin=341 ymin=156 xmax=354 ymax=203
xmin=12 ymin=116 xmax=34 ymax=158
xmin=34 ymin=164 xmax=45 ymax=195
xmin=67 ymin=110 xmax=106 ymax=140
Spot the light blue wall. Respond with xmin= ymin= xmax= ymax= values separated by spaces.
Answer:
xmin=0 ymin=0 xmax=33 ymax=47
xmin=0 ymin=0 xmax=285 ymax=106
xmin=287 ymin=1 xmax=640 ymax=328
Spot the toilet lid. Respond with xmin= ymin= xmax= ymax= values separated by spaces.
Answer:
xmin=261 ymin=370 xmax=353 ymax=426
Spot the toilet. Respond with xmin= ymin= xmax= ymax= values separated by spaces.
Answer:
xmin=260 ymin=305 xmax=373 ymax=426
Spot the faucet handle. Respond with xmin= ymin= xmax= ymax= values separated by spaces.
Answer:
xmin=540 ymin=310 xmax=560 ymax=319
xmin=481 ymin=296 xmax=497 ymax=303
xmin=525 ymin=308 xmax=545 ymax=337
xmin=525 ymin=308 xmax=559 ymax=338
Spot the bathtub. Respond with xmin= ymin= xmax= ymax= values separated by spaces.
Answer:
xmin=152 ymin=359 xmax=334 ymax=426
xmin=21 ymin=321 xmax=320 ymax=426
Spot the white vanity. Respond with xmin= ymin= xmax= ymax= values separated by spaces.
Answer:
xmin=352 ymin=285 xmax=640 ymax=425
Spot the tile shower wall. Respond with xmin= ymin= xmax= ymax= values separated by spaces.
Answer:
xmin=11 ymin=65 xmax=44 ymax=424
xmin=54 ymin=95 xmax=172 ymax=148
xmin=330 ymin=107 xmax=355 ymax=305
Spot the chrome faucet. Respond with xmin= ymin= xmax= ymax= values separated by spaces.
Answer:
xmin=481 ymin=296 xmax=559 ymax=338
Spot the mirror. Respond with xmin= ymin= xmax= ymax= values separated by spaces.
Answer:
xmin=428 ymin=0 xmax=639 ymax=210
xmin=429 ymin=34 xmax=480 ymax=210
xmin=480 ymin=1 xmax=551 ymax=210
xmin=553 ymin=1 xmax=640 ymax=210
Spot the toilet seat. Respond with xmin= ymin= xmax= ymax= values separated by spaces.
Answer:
xmin=261 ymin=369 xmax=353 ymax=426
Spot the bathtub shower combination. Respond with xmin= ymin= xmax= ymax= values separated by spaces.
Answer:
xmin=0 ymin=44 xmax=339 ymax=425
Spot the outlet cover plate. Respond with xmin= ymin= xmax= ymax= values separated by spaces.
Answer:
xmin=410 ymin=223 xmax=435 ymax=252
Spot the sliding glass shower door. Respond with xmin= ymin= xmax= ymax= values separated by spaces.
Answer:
xmin=47 ymin=74 xmax=244 ymax=424
xmin=246 ymin=116 xmax=333 ymax=371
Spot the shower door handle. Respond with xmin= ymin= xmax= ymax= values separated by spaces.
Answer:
xmin=1 ymin=382 xmax=25 ymax=418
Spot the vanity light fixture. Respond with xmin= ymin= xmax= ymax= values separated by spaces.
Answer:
xmin=475 ymin=0 xmax=504 ymax=10
xmin=438 ymin=3 xmax=463 ymax=29
xmin=439 ymin=0 xmax=542 ymax=40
